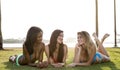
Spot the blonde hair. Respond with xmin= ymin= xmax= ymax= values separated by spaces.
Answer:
xmin=77 ymin=31 xmax=96 ymax=59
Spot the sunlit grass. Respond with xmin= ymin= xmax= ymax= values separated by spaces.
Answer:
xmin=0 ymin=47 xmax=120 ymax=70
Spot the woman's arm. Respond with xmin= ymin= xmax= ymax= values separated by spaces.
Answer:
xmin=52 ymin=44 xmax=68 ymax=67
xmin=23 ymin=45 xmax=31 ymax=64
xmin=45 ymin=45 xmax=49 ymax=63
xmin=39 ymin=43 xmax=45 ymax=62
xmin=62 ymin=44 xmax=68 ymax=64
xmin=45 ymin=45 xmax=57 ymax=65
xmin=45 ymin=45 xmax=65 ymax=67
xmin=73 ymin=44 xmax=81 ymax=63
xmin=49 ymin=57 xmax=64 ymax=67
xmin=45 ymin=52 xmax=61 ymax=67
xmin=75 ymin=46 xmax=96 ymax=66
xmin=67 ymin=44 xmax=81 ymax=67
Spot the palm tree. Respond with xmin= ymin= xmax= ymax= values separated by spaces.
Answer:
xmin=114 ymin=0 xmax=117 ymax=47
xmin=95 ymin=0 xmax=99 ymax=47
xmin=95 ymin=0 xmax=99 ymax=37
xmin=0 ymin=0 xmax=3 ymax=50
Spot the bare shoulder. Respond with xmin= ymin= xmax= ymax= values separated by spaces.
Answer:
xmin=46 ymin=44 xmax=49 ymax=47
xmin=64 ymin=44 xmax=67 ymax=46
xmin=63 ymin=44 xmax=68 ymax=51
xmin=40 ymin=42 xmax=45 ymax=50
xmin=45 ymin=44 xmax=49 ymax=50
xmin=63 ymin=44 xmax=67 ymax=48
xmin=41 ymin=42 xmax=45 ymax=46
xmin=45 ymin=45 xmax=49 ymax=48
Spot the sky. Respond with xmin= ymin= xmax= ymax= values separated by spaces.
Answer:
xmin=1 ymin=0 xmax=120 ymax=44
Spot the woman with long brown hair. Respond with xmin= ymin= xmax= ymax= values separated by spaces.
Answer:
xmin=68 ymin=31 xmax=110 ymax=67
xmin=9 ymin=26 xmax=48 ymax=68
xmin=45 ymin=29 xmax=68 ymax=67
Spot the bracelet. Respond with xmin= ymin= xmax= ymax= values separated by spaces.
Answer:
xmin=16 ymin=54 xmax=22 ymax=66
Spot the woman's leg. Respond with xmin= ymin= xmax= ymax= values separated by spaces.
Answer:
xmin=101 ymin=33 xmax=110 ymax=44
xmin=9 ymin=55 xmax=17 ymax=63
xmin=92 ymin=33 xmax=109 ymax=57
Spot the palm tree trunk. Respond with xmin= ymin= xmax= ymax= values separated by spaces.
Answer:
xmin=95 ymin=0 xmax=99 ymax=37
xmin=95 ymin=0 xmax=99 ymax=47
xmin=114 ymin=0 xmax=117 ymax=47
xmin=0 ymin=0 xmax=3 ymax=50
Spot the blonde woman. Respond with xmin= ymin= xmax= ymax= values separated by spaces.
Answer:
xmin=68 ymin=31 xmax=110 ymax=67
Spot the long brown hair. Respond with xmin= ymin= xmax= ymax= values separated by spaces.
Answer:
xmin=24 ymin=26 xmax=43 ymax=55
xmin=77 ymin=31 xmax=96 ymax=59
xmin=49 ymin=29 xmax=64 ymax=62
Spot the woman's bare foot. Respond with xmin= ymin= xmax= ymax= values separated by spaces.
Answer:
xmin=9 ymin=55 xmax=17 ymax=63
xmin=92 ymin=32 xmax=98 ymax=41
xmin=93 ymin=33 xmax=110 ymax=57
xmin=103 ymin=33 xmax=110 ymax=40
xmin=102 ymin=33 xmax=110 ymax=40
xmin=92 ymin=33 xmax=110 ymax=42
xmin=101 ymin=33 xmax=110 ymax=44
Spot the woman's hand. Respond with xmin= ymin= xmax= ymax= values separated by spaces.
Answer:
xmin=67 ymin=63 xmax=76 ymax=67
xmin=37 ymin=61 xmax=48 ymax=68
xmin=52 ymin=63 xmax=64 ymax=68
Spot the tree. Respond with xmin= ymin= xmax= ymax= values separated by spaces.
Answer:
xmin=0 ymin=0 xmax=3 ymax=50
xmin=95 ymin=0 xmax=99 ymax=37
xmin=114 ymin=0 xmax=117 ymax=47
xmin=95 ymin=0 xmax=99 ymax=47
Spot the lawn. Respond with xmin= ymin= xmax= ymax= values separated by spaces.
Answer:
xmin=0 ymin=47 xmax=120 ymax=70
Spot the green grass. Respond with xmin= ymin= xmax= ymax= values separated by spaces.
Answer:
xmin=0 ymin=47 xmax=120 ymax=70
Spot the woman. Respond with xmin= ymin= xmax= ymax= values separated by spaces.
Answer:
xmin=45 ymin=29 xmax=68 ymax=67
xmin=9 ymin=26 xmax=48 ymax=68
xmin=68 ymin=31 xmax=110 ymax=67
